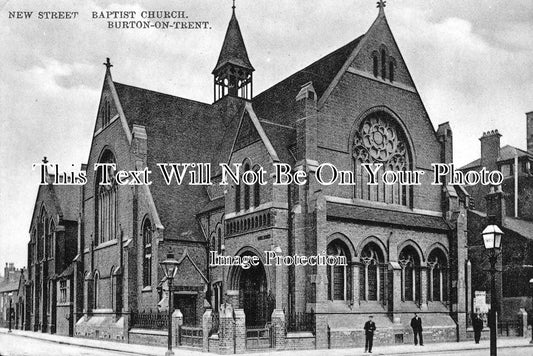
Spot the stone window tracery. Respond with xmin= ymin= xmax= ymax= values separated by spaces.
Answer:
xmin=353 ymin=112 xmax=410 ymax=206
xmin=360 ymin=243 xmax=386 ymax=302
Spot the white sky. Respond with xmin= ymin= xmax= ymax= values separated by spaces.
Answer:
xmin=0 ymin=0 xmax=532 ymax=272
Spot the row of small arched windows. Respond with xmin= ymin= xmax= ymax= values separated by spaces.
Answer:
xmin=235 ymin=162 xmax=260 ymax=212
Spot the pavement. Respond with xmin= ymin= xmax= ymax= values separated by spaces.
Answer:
xmin=1 ymin=327 xmax=532 ymax=356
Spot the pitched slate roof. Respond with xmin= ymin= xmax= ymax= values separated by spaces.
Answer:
xmin=470 ymin=210 xmax=533 ymax=241
xmin=459 ymin=145 xmax=533 ymax=170
xmin=29 ymin=184 xmax=80 ymax=232
xmin=326 ymin=201 xmax=450 ymax=232
xmin=213 ymin=9 xmax=254 ymax=72
xmin=113 ymin=83 xmax=244 ymax=241
xmin=252 ymin=36 xmax=363 ymax=127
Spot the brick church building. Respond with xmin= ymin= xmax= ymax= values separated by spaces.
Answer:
xmin=25 ymin=2 xmax=472 ymax=350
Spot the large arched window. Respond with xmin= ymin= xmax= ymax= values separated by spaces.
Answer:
xmin=142 ymin=218 xmax=152 ymax=287
xmin=428 ymin=249 xmax=448 ymax=302
xmin=352 ymin=111 xmax=411 ymax=206
xmin=96 ymin=150 xmax=117 ymax=244
xmin=327 ymin=240 xmax=351 ymax=301
xmin=399 ymin=246 xmax=421 ymax=302
xmin=360 ymin=242 xmax=386 ymax=302
xmin=47 ymin=220 xmax=55 ymax=259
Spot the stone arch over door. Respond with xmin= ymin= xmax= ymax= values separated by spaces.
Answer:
xmin=226 ymin=247 xmax=274 ymax=327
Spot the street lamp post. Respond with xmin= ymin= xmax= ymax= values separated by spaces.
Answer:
xmin=530 ymin=278 xmax=533 ymax=344
xmin=482 ymin=221 xmax=503 ymax=356
xmin=160 ymin=257 xmax=180 ymax=356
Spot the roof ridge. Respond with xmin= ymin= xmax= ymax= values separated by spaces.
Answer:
xmin=113 ymin=81 xmax=212 ymax=107
xmin=254 ymin=35 xmax=364 ymax=100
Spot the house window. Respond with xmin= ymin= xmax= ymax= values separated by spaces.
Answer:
xmin=360 ymin=242 xmax=386 ymax=302
xmin=59 ymin=280 xmax=67 ymax=303
xmin=142 ymin=218 xmax=152 ymax=287
xmin=327 ymin=240 xmax=351 ymax=301
xmin=352 ymin=112 xmax=411 ymax=206
xmin=428 ymin=249 xmax=448 ymax=302
xmin=96 ymin=150 xmax=117 ymax=244
xmin=399 ymin=246 xmax=421 ymax=302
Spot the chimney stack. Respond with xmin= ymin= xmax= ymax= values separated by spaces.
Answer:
xmin=527 ymin=111 xmax=533 ymax=153
xmin=479 ymin=130 xmax=501 ymax=171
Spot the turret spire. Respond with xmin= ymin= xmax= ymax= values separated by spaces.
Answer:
xmin=213 ymin=4 xmax=254 ymax=102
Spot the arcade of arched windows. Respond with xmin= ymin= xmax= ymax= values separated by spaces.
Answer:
xmin=326 ymin=238 xmax=449 ymax=305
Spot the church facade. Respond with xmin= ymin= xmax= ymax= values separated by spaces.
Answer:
xmin=21 ymin=2 xmax=473 ymax=350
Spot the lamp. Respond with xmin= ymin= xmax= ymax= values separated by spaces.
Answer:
xmin=530 ymin=278 xmax=533 ymax=344
xmin=159 ymin=257 xmax=180 ymax=356
xmin=482 ymin=224 xmax=503 ymax=250
xmin=482 ymin=219 xmax=503 ymax=356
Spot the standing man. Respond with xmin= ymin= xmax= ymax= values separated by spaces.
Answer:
xmin=472 ymin=314 xmax=484 ymax=344
xmin=364 ymin=315 xmax=376 ymax=353
xmin=410 ymin=313 xmax=424 ymax=346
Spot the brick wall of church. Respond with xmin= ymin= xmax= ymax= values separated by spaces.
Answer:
xmin=318 ymin=73 xmax=443 ymax=212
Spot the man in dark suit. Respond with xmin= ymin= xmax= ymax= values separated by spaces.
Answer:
xmin=364 ymin=315 xmax=376 ymax=353
xmin=410 ymin=313 xmax=424 ymax=346
xmin=472 ymin=314 xmax=483 ymax=344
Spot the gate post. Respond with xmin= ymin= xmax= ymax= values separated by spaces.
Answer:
xmin=519 ymin=308 xmax=528 ymax=338
xmin=172 ymin=309 xmax=183 ymax=346
xmin=234 ymin=309 xmax=246 ymax=353
xmin=202 ymin=309 xmax=213 ymax=352
xmin=271 ymin=309 xmax=286 ymax=350
xmin=219 ymin=303 xmax=235 ymax=354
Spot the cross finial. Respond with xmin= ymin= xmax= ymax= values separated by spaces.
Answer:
xmin=377 ymin=0 xmax=386 ymax=10
xmin=103 ymin=57 xmax=113 ymax=70
xmin=42 ymin=156 xmax=48 ymax=164
xmin=232 ymin=0 xmax=236 ymax=11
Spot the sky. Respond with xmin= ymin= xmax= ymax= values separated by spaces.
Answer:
xmin=0 ymin=0 xmax=532 ymax=273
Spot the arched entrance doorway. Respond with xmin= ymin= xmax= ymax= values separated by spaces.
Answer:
xmin=238 ymin=255 xmax=272 ymax=327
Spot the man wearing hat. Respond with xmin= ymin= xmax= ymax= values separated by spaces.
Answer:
xmin=364 ymin=315 xmax=376 ymax=353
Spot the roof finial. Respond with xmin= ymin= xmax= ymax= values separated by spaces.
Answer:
xmin=232 ymin=0 xmax=236 ymax=11
xmin=103 ymin=57 xmax=113 ymax=70
xmin=377 ymin=0 xmax=386 ymax=15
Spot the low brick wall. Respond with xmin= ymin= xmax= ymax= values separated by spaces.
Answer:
xmin=74 ymin=314 xmax=125 ymax=342
xmin=129 ymin=328 xmax=167 ymax=346
xmin=329 ymin=326 xmax=456 ymax=348
xmin=284 ymin=332 xmax=315 ymax=350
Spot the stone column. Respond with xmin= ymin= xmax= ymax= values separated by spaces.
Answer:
xmin=421 ymin=264 xmax=428 ymax=311
xmin=234 ymin=309 xmax=246 ymax=353
xmin=389 ymin=262 xmax=402 ymax=324
xmin=172 ymin=309 xmax=183 ymax=346
xmin=202 ymin=309 xmax=212 ymax=352
xmin=519 ymin=309 xmax=528 ymax=338
xmin=271 ymin=309 xmax=286 ymax=350
xmin=352 ymin=261 xmax=359 ymax=307
xmin=219 ymin=303 xmax=235 ymax=354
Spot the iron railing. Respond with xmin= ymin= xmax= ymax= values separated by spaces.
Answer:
xmin=130 ymin=309 xmax=169 ymax=330
xmin=285 ymin=310 xmax=315 ymax=333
